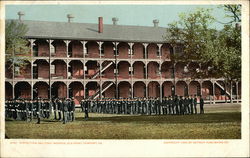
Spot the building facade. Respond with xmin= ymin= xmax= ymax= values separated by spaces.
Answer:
xmin=5 ymin=17 xmax=241 ymax=105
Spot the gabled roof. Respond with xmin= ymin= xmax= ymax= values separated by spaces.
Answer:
xmin=8 ymin=19 xmax=170 ymax=43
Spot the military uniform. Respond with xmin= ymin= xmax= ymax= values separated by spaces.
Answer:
xmin=200 ymin=97 xmax=204 ymax=114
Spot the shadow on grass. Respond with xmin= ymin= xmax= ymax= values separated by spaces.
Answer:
xmin=75 ymin=112 xmax=241 ymax=124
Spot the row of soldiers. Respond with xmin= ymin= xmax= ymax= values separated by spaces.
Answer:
xmin=81 ymin=95 xmax=204 ymax=115
xmin=5 ymin=95 xmax=205 ymax=123
xmin=5 ymin=97 xmax=78 ymax=124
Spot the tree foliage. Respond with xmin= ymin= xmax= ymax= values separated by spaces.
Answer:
xmin=166 ymin=6 xmax=241 ymax=81
xmin=5 ymin=20 xmax=30 ymax=69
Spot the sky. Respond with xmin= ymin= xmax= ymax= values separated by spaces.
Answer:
xmin=5 ymin=4 xmax=229 ymax=30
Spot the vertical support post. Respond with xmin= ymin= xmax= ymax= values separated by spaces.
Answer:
xmin=64 ymin=40 xmax=69 ymax=57
xmin=66 ymin=82 xmax=69 ymax=98
xmin=160 ymin=83 xmax=162 ymax=102
xmin=230 ymin=81 xmax=233 ymax=103
xmin=212 ymin=81 xmax=215 ymax=104
xmin=30 ymin=39 xmax=34 ymax=80
xmin=146 ymin=82 xmax=148 ymax=98
xmin=99 ymin=41 xmax=103 ymax=98
xmin=31 ymin=82 xmax=33 ymax=99
xmin=129 ymin=43 xmax=133 ymax=98
xmin=143 ymin=43 xmax=148 ymax=59
xmin=66 ymin=60 xmax=68 ymax=79
xmin=200 ymin=80 xmax=203 ymax=97
xmin=12 ymin=82 xmax=15 ymax=99
xmin=236 ymin=81 xmax=238 ymax=103
xmin=48 ymin=40 xmax=53 ymax=100
xmin=114 ymin=42 xmax=119 ymax=98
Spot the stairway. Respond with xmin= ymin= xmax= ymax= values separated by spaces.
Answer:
xmin=92 ymin=82 xmax=114 ymax=99
xmin=91 ymin=61 xmax=113 ymax=79
xmin=214 ymin=81 xmax=231 ymax=97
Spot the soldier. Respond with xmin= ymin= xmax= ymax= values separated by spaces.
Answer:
xmin=84 ymin=98 xmax=89 ymax=119
xmin=52 ymin=98 xmax=58 ymax=120
xmin=36 ymin=98 xmax=42 ymax=124
xmin=179 ymin=96 xmax=184 ymax=115
xmin=28 ymin=100 xmax=34 ymax=121
xmin=175 ymin=95 xmax=180 ymax=115
xmin=183 ymin=96 xmax=189 ymax=115
xmin=189 ymin=95 xmax=194 ymax=114
xmin=57 ymin=99 xmax=63 ymax=121
xmin=194 ymin=95 xmax=198 ymax=114
xmin=62 ymin=98 xmax=69 ymax=124
xmin=200 ymin=96 xmax=204 ymax=114
xmin=70 ymin=97 xmax=75 ymax=121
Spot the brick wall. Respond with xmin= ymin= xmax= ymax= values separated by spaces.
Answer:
xmin=133 ymin=62 xmax=144 ymax=79
xmin=35 ymin=83 xmax=49 ymax=98
xmin=87 ymin=61 xmax=98 ymax=77
xmin=52 ymin=61 xmax=67 ymax=79
xmin=38 ymin=62 xmax=49 ymax=78
xmin=202 ymin=81 xmax=212 ymax=98
xmin=189 ymin=81 xmax=200 ymax=96
xmin=87 ymin=82 xmax=98 ymax=97
xmin=161 ymin=62 xmax=172 ymax=79
xmin=148 ymin=82 xmax=160 ymax=98
xmin=103 ymin=84 xmax=115 ymax=98
xmin=54 ymin=41 xmax=67 ymax=57
xmin=71 ymin=61 xmax=84 ymax=78
xmin=133 ymin=43 xmax=144 ymax=59
xmin=133 ymin=82 xmax=145 ymax=97
xmin=147 ymin=44 xmax=159 ymax=59
xmin=147 ymin=62 xmax=159 ymax=79
xmin=38 ymin=41 xmax=49 ymax=57
xmin=119 ymin=82 xmax=130 ymax=98
xmin=87 ymin=42 xmax=99 ymax=58
xmin=57 ymin=83 xmax=67 ymax=98
xmin=118 ymin=43 xmax=129 ymax=59
xmin=72 ymin=41 xmax=83 ymax=58
xmin=103 ymin=64 xmax=115 ymax=79
xmin=162 ymin=82 xmax=173 ymax=97
xmin=118 ymin=62 xmax=130 ymax=79
xmin=161 ymin=44 xmax=171 ymax=60
xmin=103 ymin=43 xmax=114 ymax=58
xmin=176 ymin=81 xmax=187 ymax=96
xmin=70 ymin=82 xmax=84 ymax=105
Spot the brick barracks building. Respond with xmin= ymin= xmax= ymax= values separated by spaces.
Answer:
xmin=5 ymin=13 xmax=241 ymax=105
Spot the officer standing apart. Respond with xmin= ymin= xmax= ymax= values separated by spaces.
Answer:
xmin=200 ymin=96 xmax=204 ymax=114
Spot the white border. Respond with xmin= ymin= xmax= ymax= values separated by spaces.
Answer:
xmin=0 ymin=1 xmax=249 ymax=157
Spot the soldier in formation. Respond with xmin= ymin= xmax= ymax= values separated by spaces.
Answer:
xmin=80 ymin=95 xmax=204 ymax=116
xmin=5 ymin=97 xmax=76 ymax=124
xmin=5 ymin=96 xmax=205 ymax=123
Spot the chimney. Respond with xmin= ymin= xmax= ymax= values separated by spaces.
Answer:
xmin=153 ymin=19 xmax=159 ymax=27
xmin=17 ymin=11 xmax=25 ymax=21
xmin=98 ymin=17 xmax=103 ymax=33
xmin=112 ymin=17 xmax=119 ymax=25
xmin=67 ymin=14 xmax=74 ymax=23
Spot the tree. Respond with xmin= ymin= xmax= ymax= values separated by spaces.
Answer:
xmin=5 ymin=20 xmax=30 ymax=75
xmin=166 ymin=6 xmax=241 ymax=102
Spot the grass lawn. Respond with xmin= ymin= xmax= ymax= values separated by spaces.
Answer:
xmin=5 ymin=103 xmax=241 ymax=139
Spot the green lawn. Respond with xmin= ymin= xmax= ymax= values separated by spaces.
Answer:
xmin=5 ymin=103 xmax=241 ymax=139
